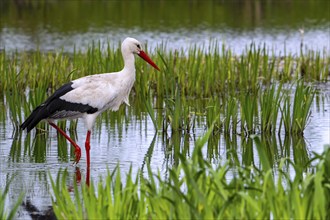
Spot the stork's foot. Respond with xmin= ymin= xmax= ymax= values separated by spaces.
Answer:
xmin=72 ymin=147 xmax=82 ymax=165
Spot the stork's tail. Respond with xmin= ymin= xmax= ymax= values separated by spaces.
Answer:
xmin=20 ymin=105 xmax=48 ymax=132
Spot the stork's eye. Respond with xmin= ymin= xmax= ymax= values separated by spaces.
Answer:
xmin=136 ymin=44 xmax=141 ymax=49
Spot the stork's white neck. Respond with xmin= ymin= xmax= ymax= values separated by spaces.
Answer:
xmin=121 ymin=50 xmax=136 ymax=74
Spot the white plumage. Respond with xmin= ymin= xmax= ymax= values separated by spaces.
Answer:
xmin=21 ymin=37 xmax=160 ymax=166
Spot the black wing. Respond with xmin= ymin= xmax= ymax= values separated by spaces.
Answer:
xmin=20 ymin=82 xmax=97 ymax=132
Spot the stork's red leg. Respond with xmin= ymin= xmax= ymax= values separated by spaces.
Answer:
xmin=85 ymin=130 xmax=91 ymax=167
xmin=75 ymin=167 xmax=82 ymax=184
xmin=85 ymin=130 xmax=91 ymax=186
xmin=49 ymin=122 xmax=81 ymax=164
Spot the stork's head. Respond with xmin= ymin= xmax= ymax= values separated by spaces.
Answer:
xmin=122 ymin=37 xmax=143 ymax=54
xmin=122 ymin=37 xmax=160 ymax=71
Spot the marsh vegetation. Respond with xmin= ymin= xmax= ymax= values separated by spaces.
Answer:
xmin=1 ymin=41 xmax=329 ymax=218
xmin=0 ymin=0 xmax=329 ymax=219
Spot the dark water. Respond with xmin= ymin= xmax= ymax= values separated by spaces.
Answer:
xmin=1 ymin=0 xmax=329 ymax=54
xmin=0 ymin=0 xmax=330 ymax=218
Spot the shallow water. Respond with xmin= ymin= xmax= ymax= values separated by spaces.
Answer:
xmin=0 ymin=0 xmax=330 ymax=218
xmin=2 ymin=25 xmax=329 ymax=55
xmin=1 ymin=86 xmax=329 ymax=218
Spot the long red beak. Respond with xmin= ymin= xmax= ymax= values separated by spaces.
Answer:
xmin=138 ymin=50 xmax=160 ymax=71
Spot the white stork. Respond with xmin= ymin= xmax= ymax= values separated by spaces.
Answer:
xmin=21 ymin=37 xmax=160 ymax=167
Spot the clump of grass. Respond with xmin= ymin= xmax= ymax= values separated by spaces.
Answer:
xmin=163 ymin=87 xmax=194 ymax=133
xmin=280 ymin=81 xmax=315 ymax=135
xmin=205 ymin=97 xmax=222 ymax=133
xmin=204 ymin=81 xmax=315 ymax=136
xmin=290 ymin=81 xmax=315 ymax=134
xmin=223 ymin=96 xmax=238 ymax=134
xmin=50 ymin=129 xmax=330 ymax=219
xmin=239 ymin=91 xmax=258 ymax=135
xmin=51 ymin=167 xmax=145 ymax=219
xmin=135 ymin=66 xmax=158 ymax=130
xmin=259 ymin=83 xmax=283 ymax=134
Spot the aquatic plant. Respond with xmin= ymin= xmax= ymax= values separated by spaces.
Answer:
xmin=50 ymin=134 xmax=330 ymax=219
xmin=2 ymin=40 xmax=328 ymax=100
xmin=223 ymin=96 xmax=238 ymax=134
xmin=280 ymin=81 xmax=316 ymax=135
xmin=0 ymin=40 xmax=323 ymax=143
xmin=259 ymin=83 xmax=283 ymax=134
xmin=290 ymin=81 xmax=315 ymax=134
xmin=239 ymin=90 xmax=258 ymax=135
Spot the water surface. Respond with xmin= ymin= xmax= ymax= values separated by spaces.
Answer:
xmin=0 ymin=0 xmax=329 ymax=218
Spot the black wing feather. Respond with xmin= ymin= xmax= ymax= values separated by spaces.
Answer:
xmin=20 ymin=82 xmax=98 ymax=132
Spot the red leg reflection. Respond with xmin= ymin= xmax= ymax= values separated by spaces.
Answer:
xmin=75 ymin=166 xmax=81 ymax=184
xmin=86 ymin=165 xmax=90 ymax=186
xmin=68 ymin=166 xmax=82 ymax=192
xmin=74 ymin=166 xmax=90 ymax=187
